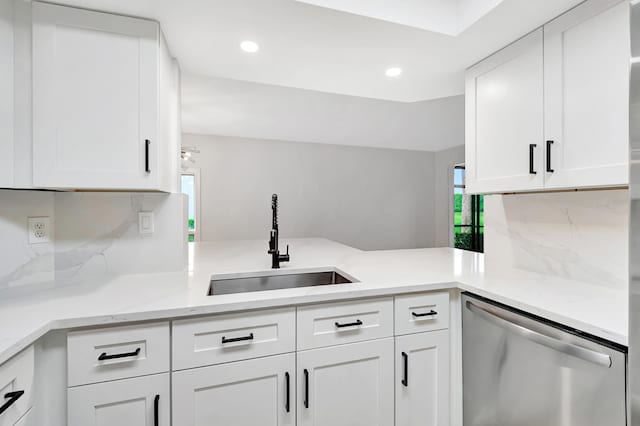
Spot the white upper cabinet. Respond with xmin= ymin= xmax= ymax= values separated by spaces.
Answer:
xmin=0 ymin=0 xmax=14 ymax=188
xmin=31 ymin=2 xmax=178 ymax=191
xmin=544 ymin=0 xmax=630 ymax=189
xmin=466 ymin=0 xmax=630 ymax=194
xmin=465 ymin=29 xmax=544 ymax=194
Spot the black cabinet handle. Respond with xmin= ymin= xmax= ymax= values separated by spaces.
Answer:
xmin=145 ymin=139 xmax=151 ymax=173
xmin=334 ymin=319 xmax=363 ymax=328
xmin=303 ymin=369 xmax=309 ymax=409
xmin=154 ymin=394 xmax=159 ymax=426
xmin=98 ymin=347 xmax=141 ymax=361
xmin=412 ymin=310 xmax=437 ymax=318
xmin=401 ymin=352 xmax=408 ymax=387
xmin=285 ymin=372 xmax=290 ymax=413
xmin=0 ymin=390 xmax=24 ymax=416
xmin=529 ymin=143 xmax=537 ymax=175
xmin=221 ymin=333 xmax=254 ymax=344
xmin=546 ymin=140 xmax=554 ymax=173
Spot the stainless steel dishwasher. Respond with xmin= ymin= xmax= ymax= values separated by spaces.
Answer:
xmin=462 ymin=293 xmax=627 ymax=425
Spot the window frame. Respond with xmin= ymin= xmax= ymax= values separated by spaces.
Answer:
xmin=181 ymin=168 xmax=201 ymax=242
xmin=452 ymin=164 xmax=484 ymax=253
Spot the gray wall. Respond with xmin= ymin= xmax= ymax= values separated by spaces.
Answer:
xmin=184 ymin=133 xmax=453 ymax=250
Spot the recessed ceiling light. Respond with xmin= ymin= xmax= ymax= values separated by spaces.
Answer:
xmin=240 ymin=40 xmax=259 ymax=53
xmin=385 ymin=67 xmax=402 ymax=77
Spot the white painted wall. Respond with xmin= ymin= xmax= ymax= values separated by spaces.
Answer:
xmin=184 ymin=133 xmax=446 ymax=250
xmin=182 ymin=75 xmax=465 ymax=152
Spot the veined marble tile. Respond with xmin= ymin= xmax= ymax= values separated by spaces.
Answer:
xmin=0 ymin=190 xmax=187 ymax=294
xmin=484 ymin=189 xmax=629 ymax=290
xmin=0 ymin=190 xmax=55 ymax=290
xmin=54 ymin=192 xmax=187 ymax=284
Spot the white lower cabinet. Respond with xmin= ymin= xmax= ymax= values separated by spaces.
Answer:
xmin=297 ymin=338 xmax=394 ymax=426
xmin=172 ymin=353 xmax=295 ymax=426
xmin=67 ymin=373 xmax=169 ymax=426
xmin=396 ymin=331 xmax=450 ymax=426
xmin=13 ymin=408 xmax=33 ymax=426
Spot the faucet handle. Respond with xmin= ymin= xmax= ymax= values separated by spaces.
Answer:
xmin=286 ymin=244 xmax=289 ymax=255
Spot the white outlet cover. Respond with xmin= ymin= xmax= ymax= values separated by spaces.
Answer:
xmin=28 ymin=216 xmax=51 ymax=244
xmin=138 ymin=211 xmax=154 ymax=234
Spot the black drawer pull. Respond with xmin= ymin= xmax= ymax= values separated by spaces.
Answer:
xmin=529 ymin=143 xmax=537 ymax=175
xmin=285 ymin=372 xmax=290 ymax=413
xmin=303 ymin=369 xmax=309 ymax=409
xmin=401 ymin=352 xmax=408 ymax=387
xmin=154 ymin=394 xmax=159 ymax=426
xmin=546 ymin=140 xmax=554 ymax=173
xmin=334 ymin=319 xmax=363 ymax=328
xmin=412 ymin=310 xmax=437 ymax=318
xmin=98 ymin=347 xmax=141 ymax=361
xmin=0 ymin=390 xmax=24 ymax=415
xmin=222 ymin=333 xmax=254 ymax=344
xmin=145 ymin=139 xmax=151 ymax=173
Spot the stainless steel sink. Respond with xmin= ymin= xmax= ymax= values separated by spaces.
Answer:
xmin=208 ymin=269 xmax=356 ymax=296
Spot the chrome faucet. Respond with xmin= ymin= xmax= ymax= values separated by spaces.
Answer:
xmin=268 ymin=194 xmax=290 ymax=269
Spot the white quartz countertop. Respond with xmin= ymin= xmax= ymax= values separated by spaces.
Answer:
xmin=0 ymin=238 xmax=628 ymax=365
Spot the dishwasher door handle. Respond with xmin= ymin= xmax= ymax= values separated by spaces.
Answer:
xmin=465 ymin=300 xmax=612 ymax=368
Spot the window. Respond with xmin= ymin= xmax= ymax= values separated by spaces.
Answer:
xmin=453 ymin=165 xmax=484 ymax=253
xmin=181 ymin=169 xmax=200 ymax=242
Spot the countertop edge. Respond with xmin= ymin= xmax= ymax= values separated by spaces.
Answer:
xmin=0 ymin=278 xmax=627 ymax=365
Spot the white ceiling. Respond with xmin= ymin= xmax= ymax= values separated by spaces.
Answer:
xmin=52 ymin=0 xmax=582 ymax=102
xmin=182 ymin=74 xmax=464 ymax=151
xmin=295 ymin=0 xmax=506 ymax=36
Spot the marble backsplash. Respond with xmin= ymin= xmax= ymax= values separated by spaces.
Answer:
xmin=484 ymin=189 xmax=629 ymax=290
xmin=0 ymin=190 xmax=187 ymax=295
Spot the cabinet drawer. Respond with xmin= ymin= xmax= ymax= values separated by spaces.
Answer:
xmin=297 ymin=298 xmax=393 ymax=350
xmin=395 ymin=292 xmax=449 ymax=335
xmin=0 ymin=346 xmax=34 ymax=426
xmin=172 ymin=307 xmax=296 ymax=370
xmin=67 ymin=322 xmax=169 ymax=387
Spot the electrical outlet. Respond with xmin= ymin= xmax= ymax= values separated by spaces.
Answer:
xmin=28 ymin=216 xmax=51 ymax=244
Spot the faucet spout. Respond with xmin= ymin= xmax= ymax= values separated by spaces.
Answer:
xmin=268 ymin=194 xmax=290 ymax=269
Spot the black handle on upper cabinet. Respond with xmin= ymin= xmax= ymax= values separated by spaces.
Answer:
xmin=145 ymin=139 xmax=151 ymax=173
xmin=334 ymin=319 xmax=363 ymax=328
xmin=221 ymin=333 xmax=254 ymax=344
xmin=401 ymin=352 xmax=408 ymax=387
xmin=98 ymin=347 xmax=141 ymax=361
xmin=529 ymin=144 xmax=537 ymax=175
xmin=154 ymin=394 xmax=159 ymax=426
xmin=0 ymin=390 xmax=24 ymax=415
xmin=285 ymin=372 xmax=290 ymax=413
xmin=303 ymin=369 xmax=309 ymax=408
xmin=546 ymin=140 xmax=554 ymax=173
xmin=412 ymin=310 xmax=437 ymax=318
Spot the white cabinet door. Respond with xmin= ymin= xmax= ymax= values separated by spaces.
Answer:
xmin=31 ymin=2 xmax=159 ymax=190
xmin=67 ymin=373 xmax=169 ymax=426
xmin=465 ymin=28 xmax=544 ymax=194
xmin=396 ymin=331 xmax=450 ymax=426
xmin=0 ymin=0 xmax=13 ymax=187
xmin=172 ymin=353 xmax=295 ymax=426
xmin=544 ymin=0 xmax=630 ymax=189
xmin=297 ymin=338 xmax=394 ymax=426
xmin=13 ymin=408 xmax=33 ymax=426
